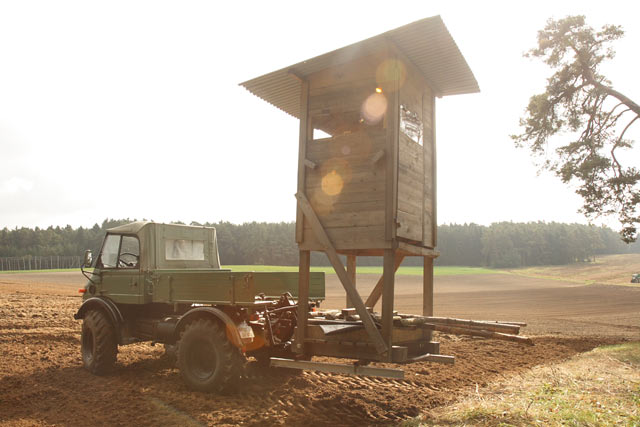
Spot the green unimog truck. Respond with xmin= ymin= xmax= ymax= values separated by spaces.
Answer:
xmin=75 ymin=221 xmax=324 ymax=392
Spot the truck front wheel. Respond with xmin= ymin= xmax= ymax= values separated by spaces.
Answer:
xmin=81 ymin=309 xmax=117 ymax=375
xmin=177 ymin=318 xmax=243 ymax=393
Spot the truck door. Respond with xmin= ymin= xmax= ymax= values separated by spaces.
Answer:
xmin=97 ymin=234 xmax=142 ymax=304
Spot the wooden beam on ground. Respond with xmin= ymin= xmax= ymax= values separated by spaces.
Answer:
xmin=296 ymin=192 xmax=388 ymax=355
xmin=364 ymin=254 xmax=404 ymax=308
xmin=346 ymin=254 xmax=356 ymax=308
xmin=478 ymin=320 xmax=528 ymax=327
xmin=295 ymin=250 xmax=310 ymax=354
xmin=270 ymin=357 xmax=404 ymax=379
xmin=434 ymin=325 xmax=533 ymax=345
xmin=405 ymin=322 xmax=533 ymax=346
xmin=400 ymin=316 xmax=521 ymax=335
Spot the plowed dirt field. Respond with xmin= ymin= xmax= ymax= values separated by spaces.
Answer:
xmin=1 ymin=272 xmax=638 ymax=426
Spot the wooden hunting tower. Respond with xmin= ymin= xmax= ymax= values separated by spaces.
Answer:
xmin=242 ymin=16 xmax=478 ymax=362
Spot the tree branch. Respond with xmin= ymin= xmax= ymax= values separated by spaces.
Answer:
xmin=611 ymin=115 xmax=640 ymax=175
xmin=581 ymin=65 xmax=640 ymax=116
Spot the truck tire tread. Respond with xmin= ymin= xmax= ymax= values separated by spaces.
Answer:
xmin=81 ymin=309 xmax=117 ymax=375
xmin=177 ymin=318 xmax=245 ymax=393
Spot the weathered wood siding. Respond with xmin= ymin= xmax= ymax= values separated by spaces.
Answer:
xmin=301 ymin=129 xmax=387 ymax=251
xmin=422 ymin=87 xmax=435 ymax=248
xmin=297 ymin=41 xmax=437 ymax=253
xmin=397 ymin=133 xmax=423 ymax=241
xmin=396 ymin=61 xmax=426 ymax=243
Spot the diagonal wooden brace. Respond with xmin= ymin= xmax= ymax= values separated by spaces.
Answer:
xmin=296 ymin=193 xmax=388 ymax=356
xmin=364 ymin=253 xmax=405 ymax=308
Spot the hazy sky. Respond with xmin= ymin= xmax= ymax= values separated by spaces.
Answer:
xmin=0 ymin=0 xmax=638 ymax=230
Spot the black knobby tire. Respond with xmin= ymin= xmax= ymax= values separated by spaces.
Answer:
xmin=81 ymin=309 xmax=117 ymax=375
xmin=177 ymin=318 xmax=245 ymax=393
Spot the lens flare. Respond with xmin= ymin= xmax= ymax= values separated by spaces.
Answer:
xmin=361 ymin=93 xmax=387 ymax=125
xmin=310 ymin=189 xmax=336 ymax=216
xmin=321 ymin=169 xmax=344 ymax=196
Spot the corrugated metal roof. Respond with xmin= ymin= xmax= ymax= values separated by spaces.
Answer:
xmin=240 ymin=16 xmax=479 ymax=119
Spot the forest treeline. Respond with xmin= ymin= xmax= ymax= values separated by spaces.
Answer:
xmin=0 ymin=219 xmax=638 ymax=268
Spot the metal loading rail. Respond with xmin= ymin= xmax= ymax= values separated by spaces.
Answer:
xmin=272 ymin=309 xmax=531 ymax=379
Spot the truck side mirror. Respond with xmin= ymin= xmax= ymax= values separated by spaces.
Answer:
xmin=83 ymin=250 xmax=93 ymax=268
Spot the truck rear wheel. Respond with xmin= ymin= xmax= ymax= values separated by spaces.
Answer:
xmin=81 ymin=309 xmax=117 ymax=375
xmin=177 ymin=318 xmax=244 ymax=393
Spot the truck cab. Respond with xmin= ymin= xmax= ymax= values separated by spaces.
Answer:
xmin=81 ymin=221 xmax=324 ymax=305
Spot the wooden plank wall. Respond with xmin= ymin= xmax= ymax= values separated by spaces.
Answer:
xmin=397 ymin=133 xmax=424 ymax=241
xmin=391 ymin=42 xmax=437 ymax=249
xmin=422 ymin=86 xmax=436 ymax=248
xmin=301 ymin=129 xmax=387 ymax=251
xmin=295 ymin=81 xmax=310 ymax=243
xmin=309 ymin=80 xmax=379 ymax=136
xmin=396 ymin=58 xmax=426 ymax=243
xmin=299 ymin=47 xmax=394 ymax=252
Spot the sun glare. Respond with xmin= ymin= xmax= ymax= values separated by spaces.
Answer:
xmin=361 ymin=93 xmax=388 ymax=125
xmin=321 ymin=170 xmax=344 ymax=196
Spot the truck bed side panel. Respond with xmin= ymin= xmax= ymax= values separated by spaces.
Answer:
xmin=150 ymin=270 xmax=324 ymax=305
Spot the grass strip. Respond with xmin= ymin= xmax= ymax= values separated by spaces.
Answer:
xmin=403 ymin=341 xmax=640 ymax=426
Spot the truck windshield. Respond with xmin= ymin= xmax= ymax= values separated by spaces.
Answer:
xmin=100 ymin=235 xmax=120 ymax=268
xmin=98 ymin=234 xmax=140 ymax=268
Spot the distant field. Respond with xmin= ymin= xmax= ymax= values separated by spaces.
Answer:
xmin=224 ymin=265 xmax=498 ymax=276
xmin=508 ymin=253 xmax=640 ymax=286
xmin=4 ymin=254 xmax=639 ymax=283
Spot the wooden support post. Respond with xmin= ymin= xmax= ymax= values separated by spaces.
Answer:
xmin=365 ymin=254 xmax=404 ymax=308
xmin=295 ymin=250 xmax=311 ymax=354
xmin=423 ymin=255 xmax=434 ymax=342
xmin=381 ymin=248 xmax=396 ymax=361
xmin=423 ymin=256 xmax=434 ymax=317
xmin=296 ymin=193 xmax=388 ymax=355
xmin=384 ymin=57 xmax=400 ymax=241
xmin=432 ymin=97 xmax=437 ymax=246
xmin=295 ymin=80 xmax=310 ymax=243
xmin=346 ymin=254 xmax=356 ymax=308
